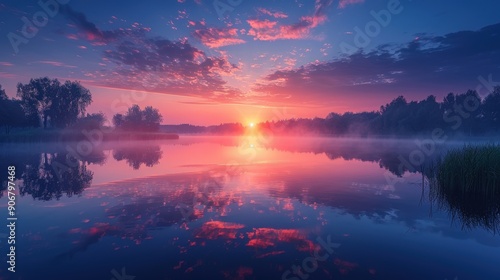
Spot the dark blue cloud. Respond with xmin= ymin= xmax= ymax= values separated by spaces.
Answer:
xmin=254 ymin=22 xmax=500 ymax=106
xmin=58 ymin=6 xmax=241 ymax=100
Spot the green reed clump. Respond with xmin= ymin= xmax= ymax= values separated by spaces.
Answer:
xmin=437 ymin=145 xmax=500 ymax=194
xmin=429 ymin=144 xmax=500 ymax=233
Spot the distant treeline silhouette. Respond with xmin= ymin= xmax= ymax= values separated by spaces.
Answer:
xmin=3 ymin=77 xmax=499 ymax=137
xmin=260 ymin=88 xmax=500 ymax=137
xmin=163 ymin=87 xmax=500 ymax=137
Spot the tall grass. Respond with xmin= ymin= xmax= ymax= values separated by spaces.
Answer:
xmin=428 ymin=145 xmax=500 ymax=233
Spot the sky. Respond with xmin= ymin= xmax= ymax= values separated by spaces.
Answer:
xmin=1 ymin=0 xmax=499 ymax=125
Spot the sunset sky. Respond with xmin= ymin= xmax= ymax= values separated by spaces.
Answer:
xmin=1 ymin=0 xmax=499 ymax=125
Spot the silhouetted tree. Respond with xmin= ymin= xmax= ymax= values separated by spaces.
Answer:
xmin=482 ymin=86 xmax=500 ymax=132
xmin=0 ymin=85 xmax=6 ymax=100
xmin=113 ymin=105 xmax=162 ymax=132
xmin=379 ymin=96 xmax=410 ymax=134
xmin=112 ymin=113 xmax=124 ymax=128
xmin=0 ymin=84 xmax=32 ymax=133
xmin=143 ymin=106 xmax=163 ymax=131
xmin=455 ymin=90 xmax=482 ymax=135
xmin=51 ymin=80 xmax=92 ymax=128
xmin=73 ymin=112 xmax=107 ymax=130
xmin=17 ymin=77 xmax=92 ymax=128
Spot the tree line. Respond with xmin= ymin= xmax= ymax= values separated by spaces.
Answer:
xmin=2 ymin=77 xmax=499 ymax=137
xmin=257 ymin=87 xmax=500 ymax=137
xmin=0 ymin=77 xmax=162 ymax=134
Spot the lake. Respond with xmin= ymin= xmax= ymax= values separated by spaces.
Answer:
xmin=1 ymin=136 xmax=499 ymax=280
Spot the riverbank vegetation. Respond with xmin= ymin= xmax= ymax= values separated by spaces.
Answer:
xmin=428 ymin=145 xmax=500 ymax=233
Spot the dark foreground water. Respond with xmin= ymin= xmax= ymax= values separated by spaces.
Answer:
xmin=0 ymin=136 xmax=499 ymax=280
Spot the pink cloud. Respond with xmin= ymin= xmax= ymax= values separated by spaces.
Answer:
xmin=66 ymin=34 xmax=78 ymax=40
xmin=338 ymin=0 xmax=365 ymax=9
xmin=247 ymin=19 xmax=277 ymax=29
xmin=247 ymin=0 xmax=332 ymax=41
xmin=0 ymin=72 xmax=17 ymax=79
xmin=257 ymin=8 xmax=288 ymax=18
xmin=247 ymin=15 xmax=325 ymax=40
xmin=193 ymin=26 xmax=246 ymax=48
xmin=284 ymin=58 xmax=297 ymax=67
xmin=36 ymin=61 xmax=77 ymax=68
xmin=90 ymin=37 xmax=243 ymax=101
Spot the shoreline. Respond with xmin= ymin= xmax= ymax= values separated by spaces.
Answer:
xmin=0 ymin=130 xmax=179 ymax=143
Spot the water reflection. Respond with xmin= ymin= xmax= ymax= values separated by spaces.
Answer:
xmin=1 ymin=138 xmax=499 ymax=279
xmin=29 ymin=162 xmax=497 ymax=279
xmin=1 ymin=138 xmax=498 ymax=232
xmin=0 ymin=144 xmax=104 ymax=200
xmin=0 ymin=143 xmax=165 ymax=200
xmin=21 ymin=152 xmax=94 ymax=201
xmin=112 ymin=144 xmax=162 ymax=169
xmin=68 ymin=171 xmax=338 ymax=279
xmin=54 ymin=223 xmax=120 ymax=261
xmin=427 ymin=175 xmax=500 ymax=234
xmin=0 ymin=151 xmax=39 ymax=198
xmin=178 ymin=136 xmax=451 ymax=176
xmin=176 ymin=137 xmax=500 ymax=233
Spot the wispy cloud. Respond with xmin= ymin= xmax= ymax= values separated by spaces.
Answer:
xmin=60 ymin=5 xmax=148 ymax=45
xmin=247 ymin=0 xmax=332 ymax=41
xmin=0 ymin=72 xmax=17 ymax=79
xmin=59 ymin=7 xmax=243 ymax=101
xmin=95 ymin=38 xmax=242 ymax=100
xmin=36 ymin=61 xmax=77 ymax=68
xmin=256 ymin=7 xmax=288 ymax=18
xmin=338 ymin=0 xmax=365 ymax=9
xmin=192 ymin=25 xmax=246 ymax=48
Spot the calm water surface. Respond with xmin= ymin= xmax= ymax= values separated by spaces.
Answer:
xmin=0 ymin=136 xmax=499 ymax=280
